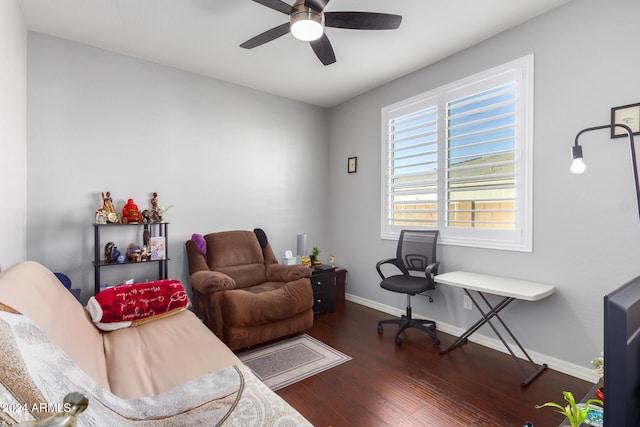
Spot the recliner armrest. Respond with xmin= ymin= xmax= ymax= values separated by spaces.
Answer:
xmin=190 ymin=270 xmax=236 ymax=294
xmin=266 ymin=264 xmax=312 ymax=282
xmin=185 ymin=240 xmax=210 ymax=274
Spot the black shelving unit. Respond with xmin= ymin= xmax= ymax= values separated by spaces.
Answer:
xmin=93 ymin=222 xmax=169 ymax=295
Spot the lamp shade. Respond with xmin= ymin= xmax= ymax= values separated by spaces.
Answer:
xmin=296 ymin=233 xmax=307 ymax=256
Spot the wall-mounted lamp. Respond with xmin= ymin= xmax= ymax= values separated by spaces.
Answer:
xmin=571 ymin=123 xmax=640 ymax=220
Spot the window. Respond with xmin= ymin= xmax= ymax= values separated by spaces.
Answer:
xmin=381 ymin=55 xmax=533 ymax=251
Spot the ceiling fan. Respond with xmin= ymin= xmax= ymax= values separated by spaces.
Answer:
xmin=240 ymin=0 xmax=402 ymax=66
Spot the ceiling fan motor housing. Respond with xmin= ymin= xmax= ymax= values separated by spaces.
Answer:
xmin=290 ymin=3 xmax=324 ymax=41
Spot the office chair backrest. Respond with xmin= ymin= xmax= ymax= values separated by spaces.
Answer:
xmin=397 ymin=230 xmax=439 ymax=273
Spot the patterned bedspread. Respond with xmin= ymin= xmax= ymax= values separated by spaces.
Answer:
xmin=0 ymin=311 xmax=311 ymax=426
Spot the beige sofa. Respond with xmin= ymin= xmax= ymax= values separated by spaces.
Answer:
xmin=0 ymin=261 xmax=311 ymax=426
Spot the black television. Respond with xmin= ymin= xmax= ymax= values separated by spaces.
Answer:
xmin=604 ymin=275 xmax=640 ymax=427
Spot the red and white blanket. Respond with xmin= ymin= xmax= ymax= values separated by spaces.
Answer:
xmin=86 ymin=279 xmax=189 ymax=331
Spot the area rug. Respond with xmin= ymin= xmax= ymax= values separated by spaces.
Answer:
xmin=237 ymin=334 xmax=351 ymax=391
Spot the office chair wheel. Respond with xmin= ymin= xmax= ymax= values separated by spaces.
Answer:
xmin=395 ymin=336 xmax=403 ymax=345
xmin=428 ymin=324 xmax=436 ymax=331
xmin=432 ymin=337 xmax=441 ymax=345
xmin=377 ymin=324 xmax=383 ymax=334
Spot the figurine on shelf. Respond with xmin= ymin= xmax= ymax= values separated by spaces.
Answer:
xmin=127 ymin=244 xmax=142 ymax=262
xmin=122 ymin=198 xmax=141 ymax=224
xmin=141 ymin=209 xmax=151 ymax=224
xmin=103 ymin=191 xmax=116 ymax=213
xmin=95 ymin=209 xmax=107 ymax=224
xmin=151 ymin=192 xmax=162 ymax=223
xmin=143 ymin=223 xmax=151 ymax=247
xmin=97 ymin=191 xmax=119 ymax=223
xmin=113 ymin=246 xmax=124 ymax=263
xmin=151 ymin=192 xmax=172 ymax=223
xmin=141 ymin=245 xmax=150 ymax=261
xmin=105 ymin=242 xmax=115 ymax=263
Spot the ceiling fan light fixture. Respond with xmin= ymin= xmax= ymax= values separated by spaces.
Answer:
xmin=241 ymin=1 xmax=402 ymax=66
xmin=290 ymin=7 xmax=324 ymax=41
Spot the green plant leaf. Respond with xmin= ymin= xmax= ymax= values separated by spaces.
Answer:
xmin=585 ymin=399 xmax=603 ymax=407
xmin=535 ymin=402 xmax=570 ymax=418
xmin=536 ymin=391 xmax=595 ymax=427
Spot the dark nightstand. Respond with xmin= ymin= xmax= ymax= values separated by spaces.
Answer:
xmin=310 ymin=265 xmax=336 ymax=313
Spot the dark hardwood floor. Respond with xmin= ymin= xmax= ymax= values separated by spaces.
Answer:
xmin=275 ymin=300 xmax=592 ymax=427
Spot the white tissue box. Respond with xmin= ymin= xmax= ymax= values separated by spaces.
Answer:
xmin=282 ymin=257 xmax=297 ymax=265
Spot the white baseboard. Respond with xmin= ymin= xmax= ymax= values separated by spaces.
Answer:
xmin=345 ymin=293 xmax=598 ymax=383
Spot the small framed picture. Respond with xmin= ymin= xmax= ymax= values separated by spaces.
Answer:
xmin=347 ymin=156 xmax=357 ymax=173
xmin=611 ymin=103 xmax=640 ymax=138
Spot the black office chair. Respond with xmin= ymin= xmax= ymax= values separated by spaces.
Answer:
xmin=376 ymin=230 xmax=440 ymax=345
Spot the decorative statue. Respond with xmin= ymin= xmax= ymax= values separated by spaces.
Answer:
xmin=122 ymin=198 xmax=141 ymax=223
xmin=143 ymin=223 xmax=151 ymax=247
xmin=105 ymin=242 xmax=115 ymax=263
xmin=113 ymin=246 xmax=124 ymax=263
xmin=141 ymin=209 xmax=151 ymax=224
xmin=97 ymin=191 xmax=119 ymax=223
xmin=95 ymin=210 xmax=107 ymax=224
xmin=151 ymin=192 xmax=172 ymax=223
xmin=127 ymin=244 xmax=142 ymax=262
xmin=103 ymin=192 xmax=114 ymax=210
xmin=151 ymin=192 xmax=162 ymax=223
xmin=141 ymin=245 xmax=150 ymax=261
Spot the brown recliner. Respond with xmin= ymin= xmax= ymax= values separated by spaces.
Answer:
xmin=185 ymin=228 xmax=314 ymax=350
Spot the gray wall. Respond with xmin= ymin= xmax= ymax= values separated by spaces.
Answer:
xmin=0 ymin=0 xmax=27 ymax=270
xmin=26 ymin=33 xmax=330 ymax=299
xmin=328 ymin=0 xmax=640 ymax=379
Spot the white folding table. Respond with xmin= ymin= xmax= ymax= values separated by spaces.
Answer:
xmin=434 ymin=271 xmax=556 ymax=388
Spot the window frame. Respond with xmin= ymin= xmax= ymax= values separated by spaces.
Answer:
xmin=380 ymin=55 xmax=533 ymax=252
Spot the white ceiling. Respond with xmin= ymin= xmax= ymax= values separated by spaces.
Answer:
xmin=18 ymin=0 xmax=571 ymax=108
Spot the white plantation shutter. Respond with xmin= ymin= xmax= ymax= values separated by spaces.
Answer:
xmin=381 ymin=55 xmax=533 ymax=251
xmin=385 ymin=98 xmax=439 ymax=227
xmin=446 ymin=82 xmax=517 ymax=230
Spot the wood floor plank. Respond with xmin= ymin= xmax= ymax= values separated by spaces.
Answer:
xmin=271 ymin=301 xmax=592 ymax=426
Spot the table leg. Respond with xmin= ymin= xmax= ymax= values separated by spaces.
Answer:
xmin=439 ymin=289 xmax=548 ymax=388
xmin=439 ymin=292 xmax=514 ymax=354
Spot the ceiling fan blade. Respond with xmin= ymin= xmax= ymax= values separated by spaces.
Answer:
xmin=240 ymin=23 xmax=291 ymax=49
xmin=304 ymin=0 xmax=329 ymax=12
xmin=325 ymin=12 xmax=402 ymax=30
xmin=310 ymin=33 xmax=336 ymax=66
xmin=251 ymin=0 xmax=294 ymax=15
